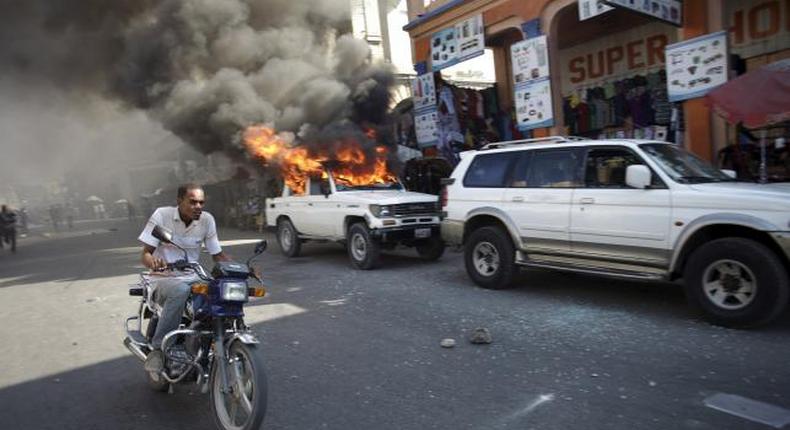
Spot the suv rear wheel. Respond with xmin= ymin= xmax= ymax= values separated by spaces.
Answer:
xmin=683 ymin=237 xmax=789 ymax=328
xmin=464 ymin=226 xmax=517 ymax=289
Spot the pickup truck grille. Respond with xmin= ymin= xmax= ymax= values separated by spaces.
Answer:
xmin=391 ymin=202 xmax=438 ymax=217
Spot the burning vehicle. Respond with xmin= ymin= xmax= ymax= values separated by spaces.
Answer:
xmin=244 ymin=125 xmax=444 ymax=269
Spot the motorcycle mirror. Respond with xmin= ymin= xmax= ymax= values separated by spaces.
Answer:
xmin=254 ymin=240 xmax=267 ymax=255
xmin=152 ymin=225 xmax=174 ymax=244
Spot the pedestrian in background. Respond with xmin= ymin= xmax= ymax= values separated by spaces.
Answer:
xmin=0 ymin=205 xmax=17 ymax=253
xmin=127 ymin=201 xmax=136 ymax=222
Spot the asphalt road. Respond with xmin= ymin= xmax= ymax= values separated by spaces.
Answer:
xmin=0 ymin=219 xmax=789 ymax=430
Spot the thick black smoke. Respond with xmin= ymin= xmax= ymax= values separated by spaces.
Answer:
xmin=0 ymin=0 xmax=395 ymax=157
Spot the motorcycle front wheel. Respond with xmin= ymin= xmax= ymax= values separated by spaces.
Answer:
xmin=210 ymin=342 xmax=268 ymax=430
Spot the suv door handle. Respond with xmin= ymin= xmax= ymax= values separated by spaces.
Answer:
xmin=511 ymin=196 xmax=525 ymax=202
xmin=579 ymin=197 xmax=595 ymax=205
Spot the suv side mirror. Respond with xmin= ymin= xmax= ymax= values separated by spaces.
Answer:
xmin=626 ymin=165 xmax=652 ymax=189
xmin=320 ymin=181 xmax=331 ymax=198
xmin=152 ymin=225 xmax=174 ymax=244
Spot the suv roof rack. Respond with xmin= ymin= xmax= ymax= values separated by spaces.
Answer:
xmin=481 ymin=135 xmax=587 ymax=150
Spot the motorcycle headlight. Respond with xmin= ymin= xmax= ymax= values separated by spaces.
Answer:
xmin=220 ymin=280 xmax=249 ymax=302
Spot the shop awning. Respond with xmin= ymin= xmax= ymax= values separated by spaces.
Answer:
xmin=706 ymin=59 xmax=790 ymax=129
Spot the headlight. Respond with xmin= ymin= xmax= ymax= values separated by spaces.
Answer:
xmin=369 ymin=204 xmax=392 ymax=217
xmin=220 ymin=280 xmax=249 ymax=302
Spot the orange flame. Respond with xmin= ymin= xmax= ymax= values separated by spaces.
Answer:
xmin=243 ymin=125 xmax=396 ymax=195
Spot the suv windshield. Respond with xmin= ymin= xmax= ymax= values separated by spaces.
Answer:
xmin=639 ymin=143 xmax=735 ymax=184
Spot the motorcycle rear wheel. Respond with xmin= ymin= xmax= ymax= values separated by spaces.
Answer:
xmin=210 ymin=342 xmax=268 ymax=430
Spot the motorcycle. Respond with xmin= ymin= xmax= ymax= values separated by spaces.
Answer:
xmin=124 ymin=225 xmax=269 ymax=430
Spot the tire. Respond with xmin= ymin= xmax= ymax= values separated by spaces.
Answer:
xmin=277 ymin=218 xmax=301 ymax=258
xmin=683 ymin=237 xmax=789 ymax=328
xmin=464 ymin=226 xmax=517 ymax=289
xmin=416 ymin=237 xmax=445 ymax=261
xmin=347 ymin=223 xmax=381 ymax=270
xmin=210 ymin=342 xmax=268 ymax=430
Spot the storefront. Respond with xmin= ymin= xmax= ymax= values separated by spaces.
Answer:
xmin=719 ymin=0 xmax=790 ymax=180
xmin=402 ymin=0 xmax=758 ymax=163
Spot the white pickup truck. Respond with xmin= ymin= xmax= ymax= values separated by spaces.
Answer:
xmin=265 ymin=168 xmax=444 ymax=269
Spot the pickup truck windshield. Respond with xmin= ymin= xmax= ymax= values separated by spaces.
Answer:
xmin=640 ymin=143 xmax=735 ymax=184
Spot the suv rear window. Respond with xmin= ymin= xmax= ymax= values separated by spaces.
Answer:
xmin=463 ymin=152 xmax=513 ymax=188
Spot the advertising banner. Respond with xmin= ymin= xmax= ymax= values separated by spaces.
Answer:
xmin=414 ymin=107 xmax=439 ymax=148
xmin=515 ymin=78 xmax=555 ymax=131
xmin=579 ymin=0 xmax=614 ymax=20
xmin=455 ymin=14 xmax=485 ymax=62
xmin=411 ymin=73 xmax=437 ymax=110
xmin=430 ymin=14 xmax=485 ymax=71
xmin=604 ymin=0 xmax=683 ymax=26
xmin=665 ymin=31 xmax=729 ymax=102
xmin=511 ymin=35 xmax=550 ymax=85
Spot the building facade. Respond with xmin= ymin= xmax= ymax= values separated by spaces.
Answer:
xmin=404 ymin=0 xmax=790 ymax=161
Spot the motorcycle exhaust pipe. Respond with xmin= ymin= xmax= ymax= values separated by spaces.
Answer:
xmin=124 ymin=336 xmax=148 ymax=362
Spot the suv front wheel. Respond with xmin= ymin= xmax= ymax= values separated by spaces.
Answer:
xmin=464 ymin=226 xmax=517 ymax=289
xmin=277 ymin=218 xmax=301 ymax=258
xmin=347 ymin=223 xmax=381 ymax=270
xmin=683 ymin=237 xmax=789 ymax=328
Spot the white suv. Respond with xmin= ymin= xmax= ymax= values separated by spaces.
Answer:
xmin=441 ymin=136 xmax=790 ymax=327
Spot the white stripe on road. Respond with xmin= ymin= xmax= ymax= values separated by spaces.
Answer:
xmin=704 ymin=393 xmax=790 ymax=428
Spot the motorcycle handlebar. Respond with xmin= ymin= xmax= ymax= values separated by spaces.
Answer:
xmin=154 ymin=261 xmax=212 ymax=281
xmin=155 ymin=261 xmax=261 ymax=284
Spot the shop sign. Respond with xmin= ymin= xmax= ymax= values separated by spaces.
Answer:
xmin=430 ymin=14 xmax=485 ymax=71
xmin=579 ymin=0 xmax=614 ymax=21
xmin=559 ymin=22 xmax=676 ymax=95
xmin=511 ymin=35 xmax=550 ymax=84
xmin=603 ymin=0 xmax=682 ymax=26
xmin=515 ymin=78 xmax=555 ymax=130
xmin=411 ymin=73 xmax=437 ymax=110
xmin=727 ymin=0 xmax=790 ymax=58
xmin=414 ymin=107 xmax=439 ymax=148
xmin=665 ymin=31 xmax=729 ymax=102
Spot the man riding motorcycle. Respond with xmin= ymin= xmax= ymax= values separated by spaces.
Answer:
xmin=138 ymin=183 xmax=229 ymax=372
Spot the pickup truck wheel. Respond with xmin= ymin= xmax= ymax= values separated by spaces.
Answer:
xmin=347 ymin=223 xmax=380 ymax=270
xmin=277 ymin=219 xmax=301 ymax=258
xmin=416 ymin=237 xmax=445 ymax=261
xmin=684 ymin=238 xmax=789 ymax=328
xmin=464 ymin=226 xmax=516 ymax=289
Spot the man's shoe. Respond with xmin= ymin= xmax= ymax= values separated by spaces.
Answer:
xmin=144 ymin=349 xmax=164 ymax=373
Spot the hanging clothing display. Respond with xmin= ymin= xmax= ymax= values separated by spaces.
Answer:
xmin=563 ymin=70 xmax=679 ymax=140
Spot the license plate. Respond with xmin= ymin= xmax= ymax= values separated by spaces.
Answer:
xmin=415 ymin=228 xmax=431 ymax=239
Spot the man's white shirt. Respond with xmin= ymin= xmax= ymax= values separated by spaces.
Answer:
xmin=138 ymin=206 xmax=222 ymax=264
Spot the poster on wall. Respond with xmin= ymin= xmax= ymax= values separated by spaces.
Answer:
xmin=511 ymin=35 xmax=550 ymax=84
xmin=411 ymin=73 xmax=437 ymax=110
xmin=515 ymin=78 xmax=555 ymax=131
xmin=430 ymin=14 xmax=485 ymax=71
xmin=665 ymin=31 xmax=728 ymax=102
xmin=578 ymin=0 xmax=613 ymax=21
xmin=414 ymin=107 xmax=439 ymax=148
xmin=603 ymin=0 xmax=682 ymax=26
